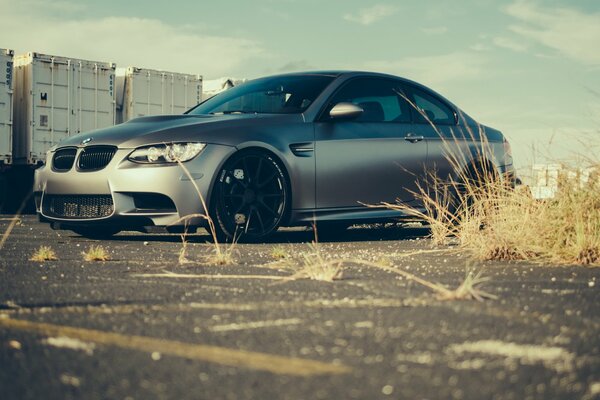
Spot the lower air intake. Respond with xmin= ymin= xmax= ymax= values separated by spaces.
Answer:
xmin=44 ymin=195 xmax=114 ymax=219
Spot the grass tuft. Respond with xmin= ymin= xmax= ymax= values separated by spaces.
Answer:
xmin=82 ymin=245 xmax=110 ymax=262
xmin=270 ymin=245 xmax=289 ymax=260
xmin=178 ymin=233 xmax=193 ymax=265
xmin=30 ymin=246 xmax=58 ymax=262
xmin=288 ymin=242 xmax=345 ymax=282
xmin=204 ymin=245 xmax=237 ymax=266
xmin=437 ymin=270 xmax=498 ymax=301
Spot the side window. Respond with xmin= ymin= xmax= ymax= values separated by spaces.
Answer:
xmin=326 ymin=78 xmax=411 ymax=123
xmin=409 ymin=87 xmax=455 ymax=125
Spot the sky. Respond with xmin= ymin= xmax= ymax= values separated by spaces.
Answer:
xmin=1 ymin=0 xmax=599 ymax=175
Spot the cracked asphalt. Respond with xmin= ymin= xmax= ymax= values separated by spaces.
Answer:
xmin=0 ymin=216 xmax=599 ymax=400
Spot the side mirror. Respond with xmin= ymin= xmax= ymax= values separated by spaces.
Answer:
xmin=329 ymin=102 xmax=363 ymax=120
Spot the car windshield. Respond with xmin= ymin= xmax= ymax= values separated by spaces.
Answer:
xmin=189 ymin=75 xmax=336 ymax=115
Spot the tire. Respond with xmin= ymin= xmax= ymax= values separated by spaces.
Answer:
xmin=212 ymin=150 xmax=289 ymax=242
xmin=71 ymin=227 xmax=121 ymax=239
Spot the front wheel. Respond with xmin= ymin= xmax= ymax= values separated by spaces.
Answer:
xmin=212 ymin=151 xmax=289 ymax=242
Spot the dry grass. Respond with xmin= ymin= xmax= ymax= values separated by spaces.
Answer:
xmin=437 ymin=269 xmax=498 ymax=301
xmin=173 ymin=160 xmax=237 ymax=266
xmin=381 ymin=95 xmax=600 ymax=266
xmin=357 ymin=255 xmax=496 ymax=301
xmin=178 ymin=234 xmax=193 ymax=265
xmin=286 ymin=241 xmax=345 ymax=282
xmin=270 ymin=245 xmax=290 ymax=260
xmin=386 ymin=165 xmax=600 ymax=266
xmin=276 ymin=242 xmax=495 ymax=301
xmin=178 ymin=233 xmax=237 ymax=266
xmin=204 ymin=244 xmax=237 ymax=266
xmin=82 ymin=245 xmax=110 ymax=262
xmin=30 ymin=246 xmax=58 ymax=262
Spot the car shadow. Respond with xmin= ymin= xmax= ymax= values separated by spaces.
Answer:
xmin=106 ymin=224 xmax=431 ymax=245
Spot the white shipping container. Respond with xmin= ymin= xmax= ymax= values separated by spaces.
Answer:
xmin=0 ymin=49 xmax=13 ymax=164
xmin=116 ymin=67 xmax=202 ymax=123
xmin=12 ymin=52 xmax=116 ymax=164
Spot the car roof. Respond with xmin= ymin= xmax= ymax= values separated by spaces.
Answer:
xmin=255 ymin=70 xmax=424 ymax=87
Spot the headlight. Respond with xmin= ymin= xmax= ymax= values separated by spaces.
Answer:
xmin=128 ymin=142 xmax=206 ymax=164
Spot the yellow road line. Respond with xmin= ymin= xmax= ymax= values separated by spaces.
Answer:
xmin=209 ymin=318 xmax=302 ymax=332
xmin=0 ymin=318 xmax=350 ymax=377
xmin=0 ymin=298 xmax=411 ymax=316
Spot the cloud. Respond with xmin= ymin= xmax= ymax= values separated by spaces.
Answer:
xmin=421 ymin=26 xmax=448 ymax=35
xmin=275 ymin=60 xmax=315 ymax=73
xmin=493 ymin=36 xmax=528 ymax=52
xmin=343 ymin=4 xmax=398 ymax=26
xmin=361 ymin=52 xmax=487 ymax=87
xmin=0 ymin=0 xmax=266 ymax=78
xmin=505 ymin=0 xmax=600 ymax=65
xmin=469 ymin=43 xmax=490 ymax=52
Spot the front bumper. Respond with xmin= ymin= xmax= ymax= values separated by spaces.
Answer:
xmin=34 ymin=144 xmax=235 ymax=231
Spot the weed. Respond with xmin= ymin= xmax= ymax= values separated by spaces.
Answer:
xmin=204 ymin=244 xmax=237 ymax=266
xmin=173 ymin=159 xmax=237 ymax=266
xmin=383 ymin=94 xmax=600 ymax=266
xmin=1 ymin=192 xmax=32 ymax=251
xmin=82 ymin=245 xmax=110 ymax=262
xmin=30 ymin=246 xmax=58 ymax=262
xmin=270 ymin=245 xmax=289 ymax=260
xmin=178 ymin=234 xmax=193 ymax=265
xmin=358 ymin=256 xmax=496 ymax=301
xmin=288 ymin=241 xmax=345 ymax=282
xmin=437 ymin=269 xmax=498 ymax=301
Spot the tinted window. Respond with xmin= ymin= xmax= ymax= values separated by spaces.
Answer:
xmin=189 ymin=75 xmax=335 ymax=115
xmin=326 ymin=78 xmax=411 ymax=122
xmin=409 ymin=87 xmax=455 ymax=125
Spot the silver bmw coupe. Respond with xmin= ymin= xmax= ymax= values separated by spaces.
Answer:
xmin=34 ymin=71 xmax=514 ymax=240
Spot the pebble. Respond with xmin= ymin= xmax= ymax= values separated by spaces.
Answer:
xmin=8 ymin=340 xmax=22 ymax=350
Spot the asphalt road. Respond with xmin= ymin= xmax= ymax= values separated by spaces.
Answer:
xmin=0 ymin=216 xmax=599 ymax=400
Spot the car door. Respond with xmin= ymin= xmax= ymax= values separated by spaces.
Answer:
xmin=314 ymin=77 xmax=428 ymax=209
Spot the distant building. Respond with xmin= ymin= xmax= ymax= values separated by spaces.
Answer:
xmin=202 ymin=77 xmax=246 ymax=100
xmin=531 ymin=164 xmax=598 ymax=199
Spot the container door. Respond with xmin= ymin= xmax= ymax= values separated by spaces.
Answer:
xmin=0 ymin=51 xmax=12 ymax=162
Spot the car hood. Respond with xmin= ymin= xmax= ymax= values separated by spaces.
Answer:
xmin=56 ymin=113 xmax=305 ymax=149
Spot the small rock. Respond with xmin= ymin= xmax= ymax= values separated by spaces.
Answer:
xmin=8 ymin=340 xmax=22 ymax=350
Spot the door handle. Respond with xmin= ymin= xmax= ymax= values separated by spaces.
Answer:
xmin=404 ymin=134 xmax=424 ymax=143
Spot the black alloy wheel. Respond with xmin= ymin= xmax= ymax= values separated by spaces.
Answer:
xmin=213 ymin=151 xmax=288 ymax=242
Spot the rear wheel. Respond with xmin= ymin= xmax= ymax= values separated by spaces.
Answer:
xmin=212 ymin=150 xmax=289 ymax=242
